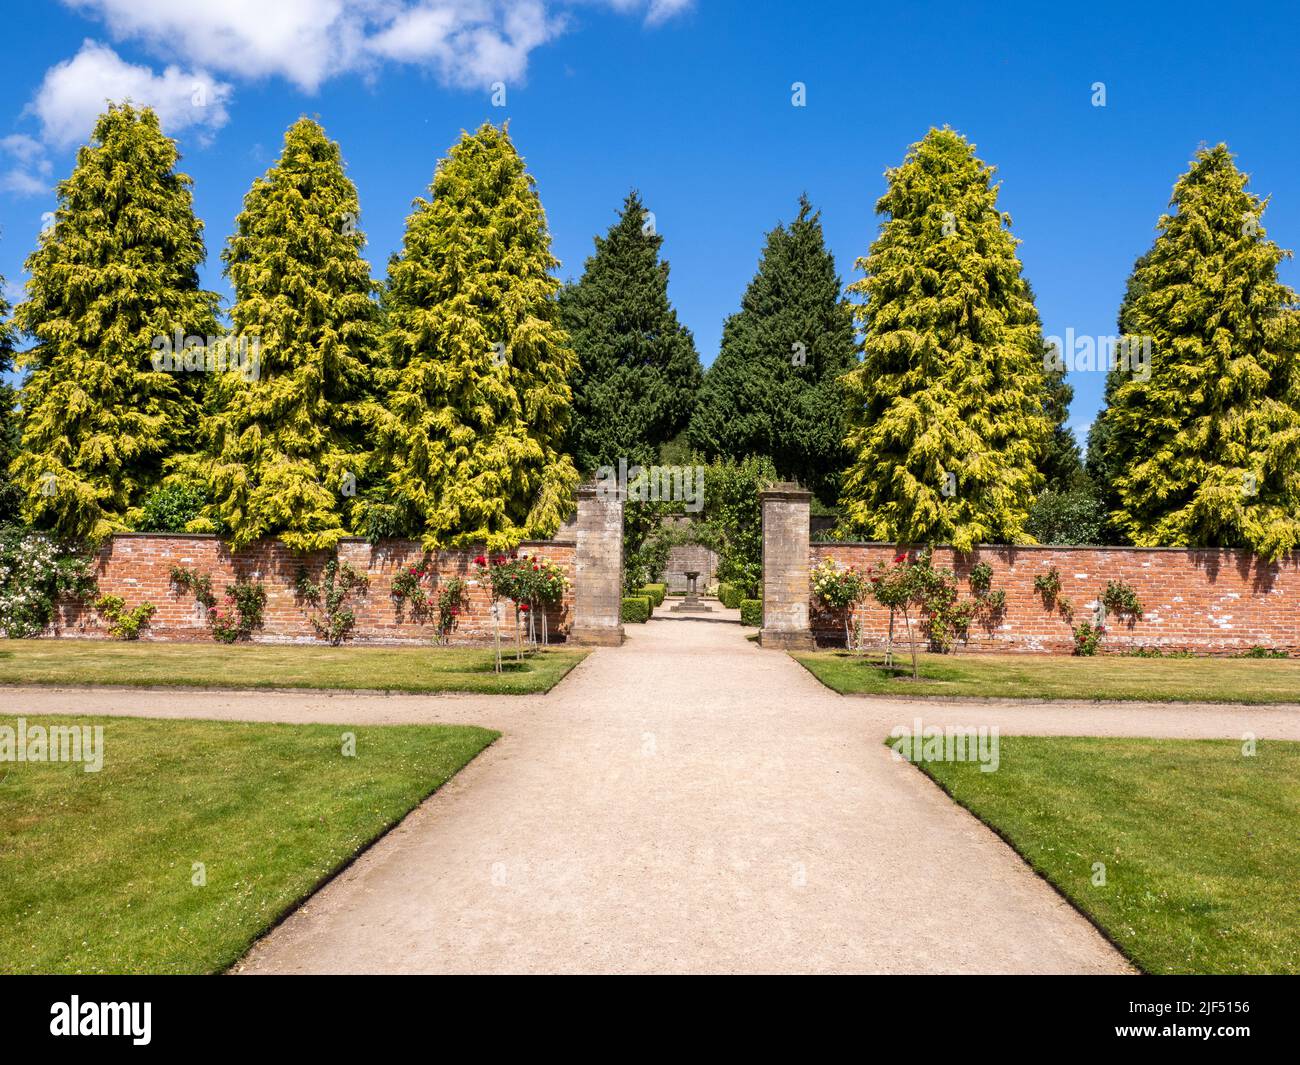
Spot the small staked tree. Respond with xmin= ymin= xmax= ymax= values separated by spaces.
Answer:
xmin=838 ymin=128 xmax=1052 ymax=551
xmin=867 ymin=556 xmax=923 ymax=678
xmin=1093 ymin=145 xmax=1300 ymax=558
xmin=185 ymin=117 xmax=379 ymax=551
xmin=11 ymin=104 xmax=220 ymax=542
xmin=362 ymin=123 xmax=578 ymax=549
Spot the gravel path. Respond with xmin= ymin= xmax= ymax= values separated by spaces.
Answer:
xmin=6 ymin=620 xmax=1293 ymax=974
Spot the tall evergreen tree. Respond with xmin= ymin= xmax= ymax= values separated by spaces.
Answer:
xmin=11 ymin=104 xmax=219 ymax=542
xmin=184 ymin=117 xmax=378 ymax=551
xmin=362 ymin=123 xmax=578 ymax=549
xmin=1084 ymin=246 xmax=1153 ymax=540
xmin=558 ymin=191 xmax=702 ymax=471
xmin=839 ymin=128 xmax=1051 ymax=550
xmin=0 ymin=279 xmax=20 ymax=524
xmin=1031 ymin=279 xmax=1083 ymax=491
xmin=688 ymin=195 xmax=856 ymax=501
xmin=1095 ymin=145 xmax=1300 ymax=558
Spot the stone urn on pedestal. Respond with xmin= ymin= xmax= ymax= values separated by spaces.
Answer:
xmin=671 ymin=570 xmax=713 ymax=613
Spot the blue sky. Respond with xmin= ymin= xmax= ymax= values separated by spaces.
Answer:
xmin=2 ymin=0 xmax=1298 ymax=446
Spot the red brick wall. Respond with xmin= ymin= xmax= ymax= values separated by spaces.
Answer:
xmin=809 ymin=543 xmax=1300 ymax=655
xmin=56 ymin=534 xmax=575 ymax=645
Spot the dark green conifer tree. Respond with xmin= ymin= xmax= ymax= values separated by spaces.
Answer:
xmin=689 ymin=195 xmax=856 ymax=501
xmin=559 ymin=191 xmax=702 ymax=472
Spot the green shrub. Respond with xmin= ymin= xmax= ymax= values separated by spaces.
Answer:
xmin=621 ymin=596 xmax=651 ymax=624
xmin=138 ymin=483 xmax=206 ymax=533
xmin=1101 ymin=580 xmax=1144 ymax=620
xmin=0 ymin=528 xmax=98 ymax=638
xmin=739 ymin=599 xmax=762 ymax=627
xmin=95 ymin=595 xmax=155 ymax=640
xmin=717 ymin=582 xmax=743 ymax=609
xmin=297 ymin=558 xmax=368 ymax=645
xmin=640 ymin=583 xmax=667 ymax=607
xmin=1232 ymin=646 xmax=1288 ymax=659
xmin=1073 ymin=621 xmax=1103 ymax=656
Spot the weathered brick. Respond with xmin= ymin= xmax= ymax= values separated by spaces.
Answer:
xmin=809 ymin=543 xmax=1300 ymax=655
xmin=52 ymin=534 xmax=576 ymax=646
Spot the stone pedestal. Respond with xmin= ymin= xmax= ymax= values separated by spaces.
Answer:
xmin=671 ymin=569 xmax=713 ymax=613
xmin=570 ymin=483 xmax=624 ymax=646
xmin=759 ymin=483 xmax=814 ymax=650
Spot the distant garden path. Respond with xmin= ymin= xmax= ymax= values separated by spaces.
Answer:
xmin=8 ymin=620 xmax=1298 ymax=973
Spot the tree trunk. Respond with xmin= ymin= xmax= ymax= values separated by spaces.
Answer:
xmin=902 ymin=606 xmax=919 ymax=679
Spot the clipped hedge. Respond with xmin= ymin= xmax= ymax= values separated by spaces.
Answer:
xmin=717 ymin=582 xmax=743 ymax=609
xmin=621 ymin=596 xmax=651 ymax=624
xmin=639 ymin=583 xmax=667 ymax=608
xmin=739 ymin=599 xmax=763 ymax=627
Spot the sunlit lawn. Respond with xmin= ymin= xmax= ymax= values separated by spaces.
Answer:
xmin=0 ymin=715 xmax=496 ymax=973
xmin=0 ymin=639 xmax=586 ymax=694
xmin=905 ymin=736 xmax=1300 ymax=974
xmin=797 ymin=649 xmax=1300 ymax=703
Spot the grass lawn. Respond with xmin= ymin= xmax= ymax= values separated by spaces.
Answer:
xmin=0 ymin=714 xmax=496 ymax=973
xmin=0 ymin=639 xmax=586 ymax=694
xmin=796 ymin=649 xmax=1300 ymax=703
xmin=904 ymin=736 xmax=1300 ymax=974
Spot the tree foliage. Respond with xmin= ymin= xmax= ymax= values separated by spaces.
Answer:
xmin=689 ymin=195 xmax=856 ymax=501
xmin=362 ymin=123 xmax=578 ymax=549
xmin=0 ymin=280 xmax=20 ymax=524
xmin=701 ymin=455 xmax=777 ymax=598
xmin=1085 ymin=247 xmax=1153 ymax=542
xmin=185 ymin=117 xmax=379 ymax=551
xmin=559 ymin=191 xmax=702 ymax=472
xmin=1025 ymin=472 xmax=1106 ymax=545
xmin=11 ymin=104 xmax=219 ymax=543
xmin=1092 ymin=145 xmax=1300 ymax=558
xmin=838 ymin=128 xmax=1051 ymax=550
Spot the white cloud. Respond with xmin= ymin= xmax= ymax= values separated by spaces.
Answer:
xmin=1 ymin=134 xmax=54 ymax=196
xmin=1 ymin=134 xmax=48 ymax=167
xmin=644 ymin=0 xmax=692 ymax=26
xmin=0 ymin=0 xmax=690 ymax=198
xmin=0 ymin=168 xmax=49 ymax=197
xmin=366 ymin=1 xmax=565 ymax=87
xmin=28 ymin=40 xmax=232 ymax=149
xmin=61 ymin=0 xmax=691 ymax=92
xmin=64 ymin=0 xmax=365 ymax=94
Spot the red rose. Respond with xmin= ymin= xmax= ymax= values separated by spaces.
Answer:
xmin=474 ymin=555 xmax=486 ymax=566
xmin=894 ymin=553 xmax=905 ymax=563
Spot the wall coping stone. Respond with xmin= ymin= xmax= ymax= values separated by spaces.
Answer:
xmin=104 ymin=532 xmax=577 ymax=549
xmin=813 ymin=540 xmax=1292 ymax=560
